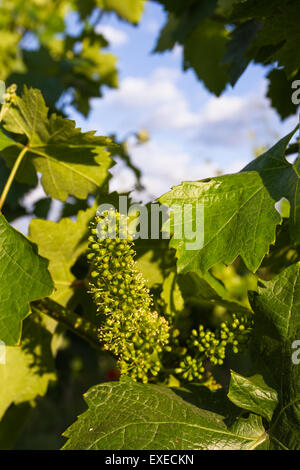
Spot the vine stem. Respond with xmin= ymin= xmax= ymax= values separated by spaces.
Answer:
xmin=0 ymin=104 xmax=7 ymax=123
xmin=31 ymin=298 xmax=102 ymax=351
xmin=0 ymin=145 xmax=28 ymax=212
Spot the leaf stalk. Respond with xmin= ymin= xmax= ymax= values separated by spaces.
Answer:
xmin=0 ymin=146 xmax=28 ymax=212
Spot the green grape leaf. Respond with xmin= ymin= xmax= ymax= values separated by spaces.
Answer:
xmin=0 ymin=30 xmax=22 ymax=81
xmin=183 ymin=19 xmax=229 ymax=96
xmin=9 ymin=41 xmax=118 ymax=118
xmin=228 ymin=371 xmax=278 ymax=422
xmin=0 ymin=129 xmax=15 ymax=151
xmin=97 ymin=0 xmax=145 ymax=24
xmin=266 ymin=69 xmax=300 ymax=120
xmin=229 ymin=414 xmax=268 ymax=450
xmin=153 ymin=0 xmax=194 ymax=16
xmin=161 ymin=271 xmax=184 ymax=315
xmin=173 ymin=382 xmax=239 ymax=417
xmin=135 ymin=249 xmax=164 ymax=288
xmin=154 ymin=1 xmax=227 ymax=95
xmin=29 ymin=205 xmax=96 ymax=306
xmin=249 ymin=263 xmax=300 ymax=450
xmin=232 ymin=0 xmax=300 ymax=78
xmin=1 ymin=87 xmax=113 ymax=201
xmin=154 ymin=1 xmax=300 ymax=118
xmin=243 ymin=128 xmax=300 ymax=243
xmin=218 ymin=0 xmax=238 ymax=14
xmin=0 ymin=214 xmax=53 ymax=345
xmin=178 ymin=271 xmax=252 ymax=315
xmin=0 ymin=315 xmax=56 ymax=420
xmin=32 ymin=198 xmax=52 ymax=219
xmin=154 ymin=15 xmax=179 ymax=52
xmin=154 ymin=0 xmax=218 ymax=50
xmin=159 ymin=128 xmax=299 ymax=274
xmin=222 ymin=20 xmax=261 ymax=86
xmin=0 ymin=403 xmax=31 ymax=450
xmin=260 ymin=222 xmax=300 ymax=277
xmin=62 ymin=377 xmax=268 ymax=450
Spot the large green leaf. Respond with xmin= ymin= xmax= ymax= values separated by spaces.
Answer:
xmin=0 ymin=315 xmax=56 ymax=420
xmin=249 ymin=263 xmax=300 ymax=450
xmin=62 ymin=377 xmax=268 ymax=450
xmin=0 ymin=214 xmax=53 ymax=345
xmin=231 ymin=0 xmax=300 ymax=78
xmin=159 ymin=129 xmax=299 ymax=274
xmin=242 ymin=129 xmax=300 ymax=244
xmin=228 ymin=371 xmax=278 ymax=422
xmin=1 ymin=87 xmax=113 ymax=201
xmin=178 ymin=271 xmax=252 ymax=315
xmin=154 ymin=14 xmax=180 ymax=52
xmin=183 ymin=19 xmax=229 ymax=96
xmin=98 ymin=0 xmax=145 ymax=24
xmin=222 ymin=20 xmax=261 ymax=86
xmin=0 ymin=30 xmax=22 ymax=81
xmin=154 ymin=0 xmax=218 ymax=48
xmin=0 ymin=129 xmax=15 ymax=151
xmin=29 ymin=205 xmax=96 ymax=306
xmin=266 ymin=69 xmax=300 ymax=120
xmin=9 ymin=42 xmax=118 ymax=118
xmin=154 ymin=2 xmax=229 ymax=95
xmin=135 ymin=249 xmax=164 ymax=288
xmin=1 ymin=0 xmax=120 ymax=116
xmin=0 ymin=403 xmax=31 ymax=450
xmin=161 ymin=271 xmax=184 ymax=316
xmin=160 ymin=175 xmax=280 ymax=274
xmin=154 ymin=0 xmax=300 ymax=119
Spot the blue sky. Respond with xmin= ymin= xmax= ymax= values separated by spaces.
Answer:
xmin=14 ymin=1 xmax=299 ymax=232
xmin=65 ymin=1 xmax=298 ymax=202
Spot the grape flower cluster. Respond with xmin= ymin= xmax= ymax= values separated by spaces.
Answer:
xmin=4 ymin=83 xmax=17 ymax=104
xmin=175 ymin=313 xmax=253 ymax=382
xmin=0 ymin=84 xmax=17 ymax=122
xmin=87 ymin=209 xmax=170 ymax=383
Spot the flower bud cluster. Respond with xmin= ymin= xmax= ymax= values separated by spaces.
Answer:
xmin=88 ymin=210 xmax=170 ymax=383
xmin=4 ymin=84 xmax=17 ymax=104
xmin=175 ymin=313 xmax=253 ymax=382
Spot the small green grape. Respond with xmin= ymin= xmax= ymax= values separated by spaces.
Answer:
xmin=175 ymin=313 xmax=253 ymax=383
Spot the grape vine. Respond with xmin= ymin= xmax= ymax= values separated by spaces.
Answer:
xmin=0 ymin=0 xmax=299 ymax=452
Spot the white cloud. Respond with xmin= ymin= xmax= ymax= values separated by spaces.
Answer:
xmin=103 ymin=67 xmax=201 ymax=131
xmin=144 ymin=18 xmax=161 ymax=34
xmin=172 ymin=44 xmax=183 ymax=58
xmin=86 ymin=66 xmax=298 ymax=202
xmin=195 ymin=86 xmax=299 ymax=147
xmin=109 ymin=158 xmax=137 ymax=195
xmin=95 ymin=25 xmax=129 ymax=47
xmin=200 ymin=96 xmax=245 ymax=123
xmin=106 ymin=68 xmax=180 ymax=107
xmin=109 ymin=138 xmax=250 ymax=202
xmin=110 ymin=139 xmax=220 ymax=201
xmin=102 ymin=68 xmax=296 ymax=149
xmin=100 ymin=67 xmax=296 ymax=148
